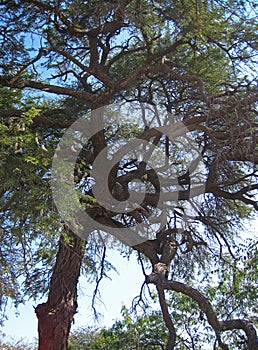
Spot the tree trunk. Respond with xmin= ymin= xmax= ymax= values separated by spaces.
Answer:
xmin=35 ymin=230 xmax=85 ymax=350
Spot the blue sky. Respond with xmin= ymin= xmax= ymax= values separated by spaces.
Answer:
xmin=1 ymin=212 xmax=257 ymax=347
xmin=1 ymin=249 xmax=150 ymax=344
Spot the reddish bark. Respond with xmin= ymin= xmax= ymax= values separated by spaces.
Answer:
xmin=35 ymin=231 xmax=85 ymax=350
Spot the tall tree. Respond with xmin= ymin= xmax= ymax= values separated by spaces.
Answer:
xmin=0 ymin=1 xmax=257 ymax=349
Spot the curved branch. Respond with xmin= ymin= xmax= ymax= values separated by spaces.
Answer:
xmin=159 ymin=280 xmax=258 ymax=350
xmin=156 ymin=286 xmax=176 ymax=350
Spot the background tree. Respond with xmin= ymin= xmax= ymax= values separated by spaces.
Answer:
xmin=0 ymin=332 xmax=35 ymax=350
xmin=0 ymin=0 xmax=257 ymax=349
xmin=68 ymin=307 xmax=168 ymax=350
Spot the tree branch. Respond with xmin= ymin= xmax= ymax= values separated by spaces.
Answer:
xmin=156 ymin=286 xmax=176 ymax=350
xmin=158 ymin=280 xmax=258 ymax=350
xmin=0 ymin=108 xmax=77 ymax=128
xmin=208 ymin=184 xmax=258 ymax=210
xmin=0 ymin=77 xmax=95 ymax=101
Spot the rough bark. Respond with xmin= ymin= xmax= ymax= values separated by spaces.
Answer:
xmin=35 ymin=230 xmax=85 ymax=350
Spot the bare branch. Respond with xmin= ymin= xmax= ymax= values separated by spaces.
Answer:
xmin=91 ymin=245 xmax=107 ymax=319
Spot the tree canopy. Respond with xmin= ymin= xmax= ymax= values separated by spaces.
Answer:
xmin=0 ymin=0 xmax=257 ymax=349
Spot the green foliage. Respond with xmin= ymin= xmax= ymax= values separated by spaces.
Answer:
xmin=0 ymin=0 xmax=257 ymax=348
xmin=0 ymin=89 xmax=59 ymax=317
xmin=208 ymin=239 xmax=258 ymax=319
xmin=68 ymin=307 xmax=167 ymax=349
